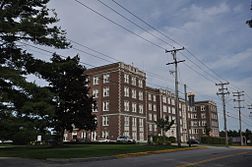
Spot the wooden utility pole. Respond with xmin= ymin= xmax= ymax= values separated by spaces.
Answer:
xmin=216 ymin=82 xmax=230 ymax=146
xmin=165 ymin=47 xmax=185 ymax=147
xmin=233 ymin=91 xmax=245 ymax=146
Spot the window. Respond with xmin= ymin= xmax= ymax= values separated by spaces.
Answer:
xmin=148 ymin=113 xmax=152 ymax=121
xmin=132 ymin=132 xmax=137 ymax=140
xmin=202 ymin=121 xmax=206 ymax=126
xmin=148 ymin=94 xmax=152 ymax=101
xmin=201 ymin=113 xmax=206 ymax=119
xmin=154 ymin=124 xmax=157 ymax=132
xmin=148 ymin=103 xmax=152 ymax=111
xmin=124 ymin=116 xmax=129 ymax=127
xmin=124 ymin=87 xmax=129 ymax=97
xmin=172 ymin=107 xmax=175 ymax=114
xmin=103 ymin=87 xmax=109 ymax=97
xmin=124 ymin=101 xmax=130 ymax=111
xmin=132 ymin=117 xmax=137 ymax=127
xmin=139 ymin=104 xmax=144 ymax=114
xmin=139 ymin=118 xmax=144 ymax=127
xmin=131 ymin=76 xmax=136 ymax=86
xmin=102 ymin=116 xmax=109 ymax=126
xmin=139 ymin=132 xmax=144 ymax=140
xmin=171 ymin=99 xmax=175 ymax=105
xmin=103 ymin=74 xmax=110 ymax=83
xmin=101 ymin=131 xmax=109 ymax=138
xmin=138 ymin=79 xmax=143 ymax=88
xmin=153 ymin=104 xmax=157 ymax=111
xmin=193 ymin=114 xmax=197 ymax=119
xmin=123 ymin=131 xmax=129 ymax=137
xmin=92 ymin=89 xmax=99 ymax=98
xmin=201 ymin=105 xmax=206 ymax=111
xmin=167 ymin=97 xmax=170 ymax=104
xmin=153 ymin=114 xmax=157 ymax=121
xmin=132 ymin=103 xmax=137 ymax=112
xmin=168 ymin=106 xmax=171 ymax=113
xmin=103 ymin=101 xmax=109 ymax=111
xmin=149 ymin=124 xmax=153 ymax=131
xmin=162 ymin=96 xmax=167 ymax=103
xmin=153 ymin=95 xmax=156 ymax=102
xmin=139 ymin=91 xmax=143 ymax=100
xmin=93 ymin=76 xmax=99 ymax=85
xmin=124 ymin=74 xmax=129 ymax=83
xmin=163 ymin=105 xmax=167 ymax=112
xmin=132 ymin=89 xmax=137 ymax=99
xmin=92 ymin=104 xmax=98 ymax=112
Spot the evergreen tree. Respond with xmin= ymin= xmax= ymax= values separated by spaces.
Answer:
xmin=0 ymin=0 xmax=69 ymax=143
xmin=34 ymin=54 xmax=97 ymax=144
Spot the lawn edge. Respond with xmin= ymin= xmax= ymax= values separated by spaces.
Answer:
xmin=114 ymin=146 xmax=207 ymax=159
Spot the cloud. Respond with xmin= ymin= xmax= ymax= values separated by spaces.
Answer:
xmin=36 ymin=0 xmax=252 ymax=130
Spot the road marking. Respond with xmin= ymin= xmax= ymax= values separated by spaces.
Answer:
xmin=176 ymin=151 xmax=250 ymax=167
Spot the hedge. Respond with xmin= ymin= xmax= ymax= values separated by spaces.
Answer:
xmin=200 ymin=136 xmax=225 ymax=144
xmin=152 ymin=136 xmax=171 ymax=145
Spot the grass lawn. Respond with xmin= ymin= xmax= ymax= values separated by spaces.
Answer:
xmin=0 ymin=144 xmax=179 ymax=159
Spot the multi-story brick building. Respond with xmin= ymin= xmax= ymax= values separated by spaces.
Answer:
xmin=188 ymin=93 xmax=219 ymax=139
xmin=64 ymin=62 xmax=219 ymax=143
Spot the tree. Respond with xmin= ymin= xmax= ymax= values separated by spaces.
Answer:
xmin=204 ymin=124 xmax=211 ymax=136
xmin=0 ymin=0 xmax=69 ymax=143
xmin=154 ymin=116 xmax=174 ymax=137
xmin=33 ymin=54 xmax=97 ymax=144
xmin=246 ymin=2 xmax=252 ymax=28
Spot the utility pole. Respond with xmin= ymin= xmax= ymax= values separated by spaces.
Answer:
xmin=165 ymin=47 xmax=185 ymax=147
xmin=216 ymin=82 xmax=230 ymax=146
xmin=184 ymin=84 xmax=191 ymax=147
xmin=248 ymin=104 xmax=252 ymax=120
xmin=233 ymin=91 xmax=245 ymax=146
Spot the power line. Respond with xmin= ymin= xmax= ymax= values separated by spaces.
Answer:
xmin=111 ymin=0 xmax=227 ymax=83
xmin=73 ymin=0 xmax=166 ymax=50
xmin=96 ymin=0 xmax=174 ymax=48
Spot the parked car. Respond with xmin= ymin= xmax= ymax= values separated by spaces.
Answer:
xmin=187 ymin=139 xmax=200 ymax=144
xmin=116 ymin=136 xmax=135 ymax=143
xmin=98 ymin=138 xmax=111 ymax=143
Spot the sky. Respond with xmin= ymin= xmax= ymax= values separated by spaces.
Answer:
xmin=25 ymin=0 xmax=252 ymax=131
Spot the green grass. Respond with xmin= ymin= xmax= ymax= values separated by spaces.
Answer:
xmin=0 ymin=144 xmax=178 ymax=159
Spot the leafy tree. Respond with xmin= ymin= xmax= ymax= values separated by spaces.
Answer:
xmin=204 ymin=124 xmax=211 ymax=136
xmin=0 ymin=0 xmax=69 ymax=143
xmin=154 ymin=116 xmax=174 ymax=137
xmin=32 ymin=54 xmax=97 ymax=144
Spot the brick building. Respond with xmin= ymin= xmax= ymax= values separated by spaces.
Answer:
xmin=188 ymin=93 xmax=219 ymax=139
xmin=64 ymin=62 xmax=219 ymax=143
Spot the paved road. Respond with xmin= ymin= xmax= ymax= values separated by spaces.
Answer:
xmin=1 ymin=146 xmax=252 ymax=167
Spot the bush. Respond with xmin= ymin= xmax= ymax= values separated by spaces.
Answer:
xmin=200 ymin=136 xmax=225 ymax=145
xmin=12 ymin=130 xmax=36 ymax=145
xmin=168 ymin=136 xmax=176 ymax=143
xmin=152 ymin=136 xmax=171 ymax=145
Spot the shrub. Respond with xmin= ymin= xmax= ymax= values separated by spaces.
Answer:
xmin=12 ymin=130 xmax=36 ymax=145
xmin=200 ymin=136 xmax=225 ymax=145
xmin=152 ymin=136 xmax=171 ymax=145
xmin=168 ymin=136 xmax=176 ymax=143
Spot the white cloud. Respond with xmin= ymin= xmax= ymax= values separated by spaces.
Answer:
xmin=36 ymin=0 xmax=252 ymax=130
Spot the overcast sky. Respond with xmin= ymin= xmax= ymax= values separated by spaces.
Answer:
xmin=26 ymin=0 xmax=252 ymax=131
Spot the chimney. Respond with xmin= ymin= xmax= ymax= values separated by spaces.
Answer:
xmin=188 ymin=92 xmax=195 ymax=107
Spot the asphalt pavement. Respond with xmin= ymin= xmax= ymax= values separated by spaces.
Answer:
xmin=0 ymin=146 xmax=252 ymax=167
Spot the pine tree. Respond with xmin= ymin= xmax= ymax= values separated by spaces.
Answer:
xmin=34 ymin=54 xmax=97 ymax=144
xmin=0 ymin=0 xmax=69 ymax=143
